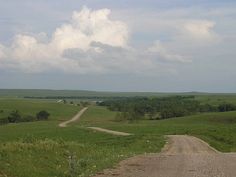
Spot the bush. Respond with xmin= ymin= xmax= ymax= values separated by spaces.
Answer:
xmin=8 ymin=110 xmax=21 ymax=123
xmin=121 ymin=111 xmax=143 ymax=122
xmin=160 ymin=107 xmax=188 ymax=119
xmin=200 ymin=104 xmax=218 ymax=112
xmin=80 ymin=101 xmax=90 ymax=107
xmin=36 ymin=111 xmax=50 ymax=121
xmin=218 ymin=103 xmax=236 ymax=112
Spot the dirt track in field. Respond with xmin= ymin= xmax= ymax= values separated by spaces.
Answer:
xmin=93 ymin=135 xmax=236 ymax=177
xmin=88 ymin=127 xmax=132 ymax=136
xmin=59 ymin=107 xmax=88 ymax=127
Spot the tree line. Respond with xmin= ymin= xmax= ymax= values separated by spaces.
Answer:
xmin=98 ymin=96 xmax=236 ymax=121
xmin=0 ymin=110 xmax=50 ymax=125
xmin=24 ymin=96 xmax=127 ymax=100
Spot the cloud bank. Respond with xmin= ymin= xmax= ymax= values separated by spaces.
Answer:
xmin=0 ymin=6 xmax=219 ymax=74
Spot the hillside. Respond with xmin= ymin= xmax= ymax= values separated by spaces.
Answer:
xmin=1 ymin=89 xmax=236 ymax=98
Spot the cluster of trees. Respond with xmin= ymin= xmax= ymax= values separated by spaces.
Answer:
xmin=98 ymin=96 xmax=236 ymax=121
xmin=218 ymin=103 xmax=236 ymax=112
xmin=62 ymin=100 xmax=90 ymax=107
xmin=24 ymin=96 xmax=122 ymax=100
xmin=0 ymin=110 xmax=50 ymax=125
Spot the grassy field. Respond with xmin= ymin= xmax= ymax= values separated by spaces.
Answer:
xmin=195 ymin=95 xmax=236 ymax=105
xmin=0 ymin=89 xmax=181 ymax=98
xmin=0 ymin=98 xmax=80 ymax=121
xmin=79 ymin=106 xmax=236 ymax=152
xmin=0 ymin=121 xmax=164 ymax=177
xmin=0 ymin=99 xmax=165 ymax=177
xmin=1 ymin=89 xmax=236 ymax=98
xmin=0 ymin=97 xmax=236 ymax=177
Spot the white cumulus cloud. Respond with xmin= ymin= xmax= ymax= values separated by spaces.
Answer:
xmin=0 ymin=6 xmax=194 ymax=74
xmin=0 ymin=7 xmax=130 ymax=73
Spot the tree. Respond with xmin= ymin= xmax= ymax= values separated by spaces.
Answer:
xmin=80 ymin=101 xmax=89 ymax=107
xmin=36 ymin=111 xmax=50 ymax=121
xmin=8 ymin=110 xmax=21 ymax=123
xmin=218 ymin=103 xmax=236 ymax=112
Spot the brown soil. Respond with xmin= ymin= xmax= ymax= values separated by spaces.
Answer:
xmin=93 ymin=135 xmax=236 ymax=177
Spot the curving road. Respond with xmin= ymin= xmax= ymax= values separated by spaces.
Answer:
xmin=93 ymin=135 xmax=236 ymax=177
xmin=59 ymin=107 xmax=88 ymax=127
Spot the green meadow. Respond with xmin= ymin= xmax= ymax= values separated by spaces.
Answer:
xmin=0 ymin=95 xmax=236 ymax=177
xmin=0 ymin=98 xmax=79 ymax=121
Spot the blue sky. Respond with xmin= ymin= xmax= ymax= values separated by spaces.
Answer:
xmin=0 ymin=0 xmax=236 ymax=92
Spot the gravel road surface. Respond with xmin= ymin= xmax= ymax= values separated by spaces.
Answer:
xmin=93 ymin=135 xmax=236 ymax=177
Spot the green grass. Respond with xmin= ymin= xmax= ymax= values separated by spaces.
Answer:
xmin=79 ymin=106 xmax=236 ymax=152
xmin=0 ymin=131 xmax=164 ymax=177
xmin=0 ymin=100 xmax=165 ymax=177
xmin=79 ymin=106 xmax=117 ymax=126
xmin=195 ymin=95 xmax=236 ymax=105
xmin=1 ymin=89 xmax=236 ymax=98
xmin=0 ymin=98 xmax=80 ymax=121
xmin=0 ymin=89 xmax=179 ymax=97
xmin=0 ymin=98 xmax=236 ymax=177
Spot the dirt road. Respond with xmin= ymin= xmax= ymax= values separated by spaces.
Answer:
xmin=59 ymin=107 xmax=88 ymax=127
xmin=88 ymin=127 xmax=132 ymax=136
xmin=93 ymin=135 xmax=236 ymax=177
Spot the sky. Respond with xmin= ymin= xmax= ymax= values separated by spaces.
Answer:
xmin=0 ymin=0 xmax=236 ymax=92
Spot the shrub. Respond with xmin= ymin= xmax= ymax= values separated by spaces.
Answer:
xmin=36 ymin=111 xmax=50 ymax=121
xmin=218 ymin=103 xmax=236 ymax=112
xmin=80 ymin=101 xmax=89 ymax=107
xmin=200 ymin=104 xmax=218 ymax=112
xmin=8 ymin=110 xmax=21 ymax=123
xmin=120 ymin=111 xmax=143 ymax=122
